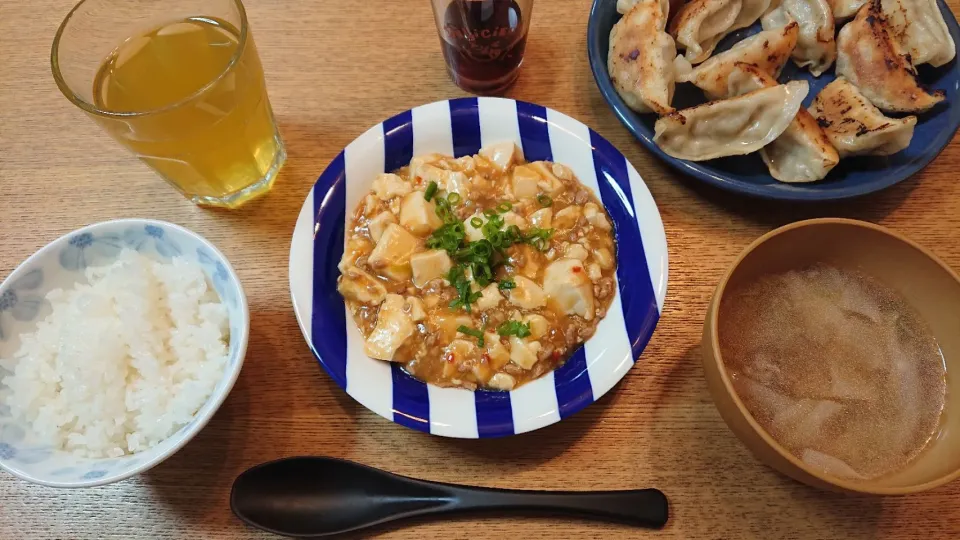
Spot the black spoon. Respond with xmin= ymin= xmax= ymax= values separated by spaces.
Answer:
xmin=231 ymin=456 xmax=669 ymax=538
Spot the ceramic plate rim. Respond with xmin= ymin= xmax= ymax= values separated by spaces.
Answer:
xmin=289 ymin=97 xmax=668 ymax=438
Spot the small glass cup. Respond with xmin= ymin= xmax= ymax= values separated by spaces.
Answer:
xmin=429 ymin=0 xmax=534 ymax=95
xmin=52 ymin=0 xmax=286 ymax=208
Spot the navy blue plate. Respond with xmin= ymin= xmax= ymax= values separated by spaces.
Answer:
xmin=587 ymin=0 xmax=960 ymax=200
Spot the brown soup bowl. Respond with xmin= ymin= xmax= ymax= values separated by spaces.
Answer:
xmin=702 ymin=218 xmax=960 ymax=495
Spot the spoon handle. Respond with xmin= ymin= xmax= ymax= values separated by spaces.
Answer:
xmin=446 ymin=487 xmax=669 ymax=528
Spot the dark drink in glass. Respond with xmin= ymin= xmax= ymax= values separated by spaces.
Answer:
xmin=430 ymin=0 xmax=534 ymax=95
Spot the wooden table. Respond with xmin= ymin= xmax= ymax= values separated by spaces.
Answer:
xmin=2 ymin=0 xmax=959 ymax=538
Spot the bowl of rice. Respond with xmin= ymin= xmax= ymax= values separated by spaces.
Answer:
xmin=0 ymin=219 xmax=248 ymax=487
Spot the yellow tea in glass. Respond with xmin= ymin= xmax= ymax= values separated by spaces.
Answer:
xmin=52 ymin=0 xmax=285 ymax=208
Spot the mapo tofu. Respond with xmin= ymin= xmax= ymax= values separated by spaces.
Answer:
xmin=337 ymin=142 xmax=618 ymax=391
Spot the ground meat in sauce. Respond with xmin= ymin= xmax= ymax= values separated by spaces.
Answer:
xmin=336 ymin=144 xmax=619 ymax=391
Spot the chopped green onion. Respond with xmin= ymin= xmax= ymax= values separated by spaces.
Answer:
xmin=470 ymin=217 xmax=483 ymax=228
xmin=457 ymin=325 xmax=485 ymax=347
xmin=498 ymin=279 xmax=516 ymax=291
xmin=424 ymin=181 xmax=438 ymax=201
xmin=473 ymin=262 xmax=493 ymax=285
xmin=497 ymin=202 xmax=512 ymax=213
xmin=497 ymin=320 xmax=531 ymax=338
xmin=447 ymin=265 xmax=474 ymax=313
xmin=483 ymin=208 xmax=498 ymax=219
xmin=436 ymin=204 xmax=451 ymax=222
xmin=503 ymin=225 xmax=521 ymax=244
xmin=472 ymin=241 xmax=493 ymax=258
xmin=441 ymin=234 xmax=460 ymax=252
xmin=447 ymin=192 xmax=462 ymax=204
xmin=537 ymin=194 xmax=553 ymax=207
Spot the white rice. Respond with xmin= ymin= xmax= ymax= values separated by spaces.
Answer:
xmin=0 ymin=249 xmax=228 ymax=458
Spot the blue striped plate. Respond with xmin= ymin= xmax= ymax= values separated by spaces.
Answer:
xmin=289 ymin=97 xmax=668 ymax=437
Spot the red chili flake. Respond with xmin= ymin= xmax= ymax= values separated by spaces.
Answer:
xmin=552 ymin=351 xmax=561 ymax=360
xmin=481 ymin=353 xmax=490 ymax=364
xmin=444 ymin=352 xmax=456 ymax=363
xmin=572 ymin=266 xmax=583 ymax=273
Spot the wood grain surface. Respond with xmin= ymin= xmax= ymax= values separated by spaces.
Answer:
xmin=2 ymin=0 xmax=959 ymax=538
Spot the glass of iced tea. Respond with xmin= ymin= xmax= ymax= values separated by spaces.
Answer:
xmin=430 ymin=0 xmax=534 ymax=95
xmin=51 ymin=0 xmax=285 ymax=208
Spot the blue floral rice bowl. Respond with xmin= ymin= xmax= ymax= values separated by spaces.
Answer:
xmin=0 ymin=219 xmax=248 ymax=487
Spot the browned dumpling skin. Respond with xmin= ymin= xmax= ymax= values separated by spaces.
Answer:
xmin=827 ymin=0 xmax=868 ymax=20
xmin=608 ymin=0 xmax=677 ymax=115
xmin=761 ymin=0 xmax=837 ymax=76
xmin=653 ymin=81 xmax=809 ymax=161
xmin=809 ymin=77 xmax=917 ymax=158
xmin=669 ymin=0 xmax=777 ymax=64
xmin=726 ymin=63 xmax=839 ymax=183
xmin=880 ymin=0 xmax=955 ymax=67
xmin=668 ymin=0 xmax=741 ymax=64
xmin=678 ymin=23 xmax=799 ymax=99
xmin=835 ymin=0 xmax=945 ymax=113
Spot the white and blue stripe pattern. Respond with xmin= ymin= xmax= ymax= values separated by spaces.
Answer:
xmin=289 ymin=98 xmax=668 ymax=438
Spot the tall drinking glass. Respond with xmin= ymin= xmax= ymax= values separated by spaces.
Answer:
xmin=430 ymin=0 xmax=534 ymax=95
xmin=52 ymin=0 xmax=285 ymax=208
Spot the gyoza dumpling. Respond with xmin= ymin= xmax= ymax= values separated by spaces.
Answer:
xmin=618 ymin=0 xmax=671 ymax=16
xmin=810 ymin=77 xmax=917 ymax=157
xmin=669 ymin=0 xmax=777 ymax=64
xmin=836 ymin=1 xmax=945 ymax=113
xmin=678 ymin=23 xmax=799 ymax=99
xmin=761 ymin=0 xmax=837 ymax=76
xmin=727 ymin=63 xmax=839 ymax=182
xmin=669 ymin=0 xmax=742 ymax=64
xmin=881 ymin=0 xmax=956 ymax=67
xmin=608 ymin=0 xmax=678 ymax=114
xmin=653 ymin=80 xmax=810 ymax=161
xmin=827 ymin=0 xmax=868 ymax=20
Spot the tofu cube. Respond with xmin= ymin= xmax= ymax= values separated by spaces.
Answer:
xmin=409 ymin=153 xmax=443 ymax=181
xmin=529 ymin=208 xmax=552 ymax=229
xmin=529 ymin=161 xmax=565 ymax=194
xmin=405 ymin=296 xmax=427 ymax=321
xmin=464 ymin=212 xmax=486 ymax=242
xmin=337 ymin=266 xmax=387 ymax=305
xmin=501 ymin=211 xmax=528 ymax=229
xmin=523 ymin=314 xmax=550 ymax=340
xmin=543 ymin=258 xmax=596 ymax=320
xmin=420 ymin=164 xmax=468 ymax=195
xmin=367 ymin=224 xmax=420 ymax=281
xmin=583 ymin=202 xmax=612 ymax=230
xmin=508 ymin=275 xmax=546 ymax=309
xmin=476 ymin=283 xmax=503 ymax=311
xmin=364 ymin=294 xmax=414 ymax=360
xmin=553 ymin=205 xmax=582 ymax=229
xmin=487 ymin=372 xmax=517 ymax=391
xmin=593 ymin=247 xmax=615 ymax=269
xmin=400 ymin=192 xmax=443 ymax=236
xmin=410 ymin=249 xmax=452 ymax=288
xmin=587 ymin=263 xmax=603 ymax=281
xmin=367 ymin=211 xmax=397 ymax=242
xmin=479 ymin=142 xmax=520 ymax=170
xmin=509 ymin=337 xmax=542 ymax=370
xmin=512 ymin=165 xmax=541 ymax=199
xmin=564 ymin=243 xmax=589 ymax=261
xmin=484 ymin=332 xmax=511 ymax=370
xmin=372 ymin=173 xmax=412 ymax=200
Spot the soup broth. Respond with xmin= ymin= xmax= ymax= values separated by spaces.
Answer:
xmin=719 ymin=263 xmax=946 ymax=480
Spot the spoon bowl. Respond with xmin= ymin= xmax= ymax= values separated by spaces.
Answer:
xmin=231 ymin=457 xmax=669 ymax=537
